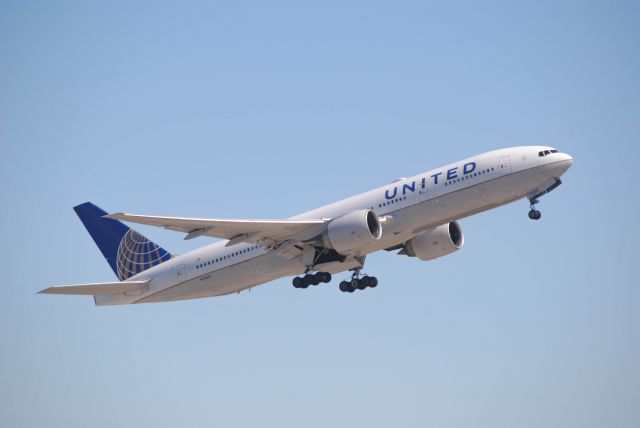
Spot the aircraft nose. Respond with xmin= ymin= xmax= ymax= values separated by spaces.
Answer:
xmin=549 ymin=152 xmax=573 ymax=177
xmin=562 ymin=153 xmax=573 ymax=166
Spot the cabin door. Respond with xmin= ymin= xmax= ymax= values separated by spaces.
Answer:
xmin=175 ymin=264 xmax=186 ymax=281
xmin=499 ymin=156 xmax=512 ymax=173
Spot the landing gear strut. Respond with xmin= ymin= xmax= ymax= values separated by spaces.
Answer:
xmin=292 ymin=271 xmax=332 ymax=289
xmin=528 ymin=199 xmax=542 ymax=220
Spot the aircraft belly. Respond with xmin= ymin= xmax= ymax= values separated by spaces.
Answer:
xmin=136 ymin=253 xmax=301 ymax=303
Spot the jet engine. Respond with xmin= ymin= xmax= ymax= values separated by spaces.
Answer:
xmin=402 ymin=221 xmax=464 ymax=261
xmin=322 ymin=209 xmax=382 ymax=256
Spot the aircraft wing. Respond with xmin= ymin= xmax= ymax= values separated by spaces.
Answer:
xmin=39 ymin=280 xmax=150 ymax=295
xmin=104 ymin=212 xmax=327 ymax=246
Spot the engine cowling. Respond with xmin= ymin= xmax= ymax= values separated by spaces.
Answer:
xmin=403 ymin=221 xmax=464 ymax=261
xmin=322 ymin=209 xmax=382 ymax=256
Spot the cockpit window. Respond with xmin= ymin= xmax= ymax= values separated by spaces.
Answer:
xmin=539 ymin=149 xmax=560 ymax=157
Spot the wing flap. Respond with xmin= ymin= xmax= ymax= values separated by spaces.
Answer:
xmin=104 ymin=213 xmax=326 ymax=243
xmin=38 ymin=280 xmax=150 ymax=295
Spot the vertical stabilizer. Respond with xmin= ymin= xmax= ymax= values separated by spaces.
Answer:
xmin=73 ymin=202 xmax=172 ymax=280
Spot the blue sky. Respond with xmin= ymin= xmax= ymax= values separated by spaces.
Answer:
xmin=1 ymin=1 xmax=638 ymax=427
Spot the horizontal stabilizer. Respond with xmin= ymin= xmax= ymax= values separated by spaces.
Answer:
xmin=38 ymin=280 xmax=150 ymax=295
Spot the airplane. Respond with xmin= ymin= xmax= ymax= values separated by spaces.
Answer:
xmin=39 ymin=146 xmax=573 ymax=305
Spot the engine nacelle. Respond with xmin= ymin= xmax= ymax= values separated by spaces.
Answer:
xmin=322 ymin=209 xmax=382 ymax=256
xmin=403 ymin=221 xmax=464 ymax=261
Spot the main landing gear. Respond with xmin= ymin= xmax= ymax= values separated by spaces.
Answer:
xmin=292 ymin=255 xmax=379 ymax=293
xmin=528 ymin=199 xmax=542 ymax=220
xmin=338 ymin=271 xmax=378 ymax=293
xmin=292 ymin=271 xmax=332 ymax=289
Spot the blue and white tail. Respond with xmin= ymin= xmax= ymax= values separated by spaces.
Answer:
xmin=74 ymin=202 xmax=172 ymax=280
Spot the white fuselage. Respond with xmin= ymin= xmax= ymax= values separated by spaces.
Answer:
xmin=96 ymin=146 xmax=573 ymax=305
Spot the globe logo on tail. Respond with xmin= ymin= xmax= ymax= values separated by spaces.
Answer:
xmin=116 ymin=230 xmax=171 ymax=280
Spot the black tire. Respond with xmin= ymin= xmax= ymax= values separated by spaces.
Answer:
xmin=339 ymin=281 xmax=349 ymax=292
xmin=292 ymin=277 xmax=303 ymax=288
xmin=356 ymin=279 xmax=366 ymax=290
xmin=369 ymin=277 xmax=378 ymax=288
xmin=321 ymin=272 xmax=332 ymax=283
xmin=528 ymin=209 xmax=542 ymax=220
xmin=310 ymin=274 xmax=321 ymax=286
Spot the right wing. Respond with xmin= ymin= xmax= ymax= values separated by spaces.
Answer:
xmin=104 ymin=213 xmax=327 ymax=246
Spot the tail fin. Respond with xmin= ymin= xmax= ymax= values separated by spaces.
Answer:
xmin=74 ymin=202 xmax=172 ymax=280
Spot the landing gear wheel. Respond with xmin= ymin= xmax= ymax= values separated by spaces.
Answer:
xmin=301 ymin=275 xmax=311 ymax=288
xmin=528 ymin=199 xmax=542 ymax=220
xmin=362 ymin=276 xmax=377 ymax=288
xmin=316 ymin=272 xmax=331 ymax=284
xmin=292 ymin=277 xmax=303 ymax=288
xmin=341 ymin=280 xmax=355 ymax=293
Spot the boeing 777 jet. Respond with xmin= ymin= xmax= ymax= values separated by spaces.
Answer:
xmin=40 ymin=146 xmax=573 ymax=305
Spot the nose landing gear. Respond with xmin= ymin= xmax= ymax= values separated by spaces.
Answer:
xmin=527 ymin=177 xmax=563 ymax=220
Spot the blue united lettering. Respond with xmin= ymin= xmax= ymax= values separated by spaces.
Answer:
xmin=383 ymin=160 xmax=478 ymax=200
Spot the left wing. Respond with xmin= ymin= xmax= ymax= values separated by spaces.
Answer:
xmin=104 ymin=213 xmax=327 ymax=246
